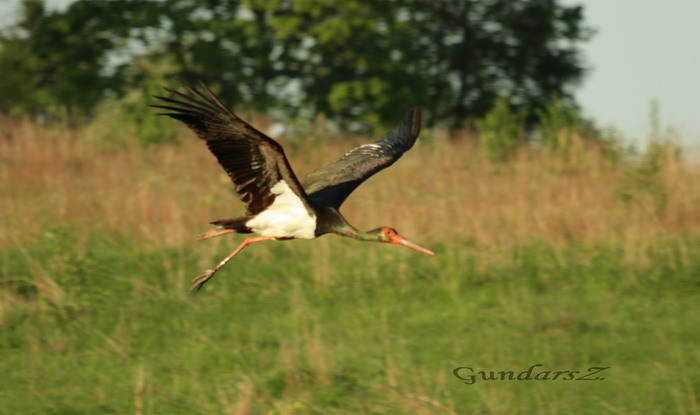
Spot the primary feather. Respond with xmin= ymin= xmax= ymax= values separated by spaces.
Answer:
xmin=151 ymin=79 xmax=311 ymax=216
xmin=301 ymin=107 xmax=421 ymax=208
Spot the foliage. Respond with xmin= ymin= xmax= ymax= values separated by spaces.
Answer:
xmin=533 ymin=95 xmax=598 ymax=171
xmin=615 ymin=141 xmax=669 ymax=214
xmin=0 ymin=0 xmax=135 ymax=120
xmin=614 ymin=101 xmax=681 ymax=215
xmin=536 ymin=96 xmax=581 ymax=151
xmin=107 ymin=79 xmax=180 ymax=147
xmin=597 ymin=126 xmax=630 ymax=167
xmin=475 ymin=97 xmax=524 ymax=162
xmin=474 ymin=95 xmax=624 ymax=167
xmin=0 ymin=0 xmax=591 ymax=130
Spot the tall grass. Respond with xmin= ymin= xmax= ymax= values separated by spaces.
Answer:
xmin=1 ymin=117 xmax=699 ymax=414
xmin=2 ymin=117 xmax=698 ymax=249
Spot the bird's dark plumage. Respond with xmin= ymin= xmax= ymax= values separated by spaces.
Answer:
xmin=151 ymin=79 xmax=431 ymax=291
xmin=300 ymin=107 xmax=421 ymax=208
xmin=151 ymin=80 xmax=311 ymax=216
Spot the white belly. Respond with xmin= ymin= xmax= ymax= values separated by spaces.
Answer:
xmin=246 ymin=180 xmax=317 ymax=239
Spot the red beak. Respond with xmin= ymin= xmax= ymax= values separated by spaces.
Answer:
xmin=390 ymin=234 xmax=435 ymax=255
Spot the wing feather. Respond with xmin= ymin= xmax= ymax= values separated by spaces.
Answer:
xmin=151 ymin=79 xmax=311 ymax=216
xmin=300 ymin=107 xmax=421 ymax=208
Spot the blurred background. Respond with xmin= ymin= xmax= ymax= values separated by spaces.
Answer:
xmin=1 ymin=1 xmax=698 ymax=414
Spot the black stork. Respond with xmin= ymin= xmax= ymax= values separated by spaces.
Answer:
xmin=152 ymin=80 xmax=434 ymax=291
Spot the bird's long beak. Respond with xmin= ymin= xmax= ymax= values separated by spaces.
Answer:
xmin=390 ymin=234 xmax=435 ymax=255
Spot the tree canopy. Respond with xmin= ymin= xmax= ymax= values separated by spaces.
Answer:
xmin=0 ymin=0 xmax=591 ymax=129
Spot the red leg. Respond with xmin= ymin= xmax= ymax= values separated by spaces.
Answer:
xmin=190 ymin=236 xmax=275 ymax=291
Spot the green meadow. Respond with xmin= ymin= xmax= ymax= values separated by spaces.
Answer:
xmin=1 ymin=119 xmax=699 ymax=414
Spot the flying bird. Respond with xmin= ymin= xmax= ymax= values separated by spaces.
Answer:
xmin=152 ymin=80 xmax=433 ymax=291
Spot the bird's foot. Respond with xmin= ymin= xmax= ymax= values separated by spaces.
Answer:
xmin=190 ymin=269 xmax=216 ymax=292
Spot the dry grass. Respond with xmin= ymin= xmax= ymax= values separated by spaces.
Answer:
xmin=2 ymin=118 xmax=699 ymax=414
xmin=2 ymin=117 xmax=698 ymax=251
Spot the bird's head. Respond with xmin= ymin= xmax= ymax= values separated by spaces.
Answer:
xmin=372 ymin=226 xmax=434 ymax=255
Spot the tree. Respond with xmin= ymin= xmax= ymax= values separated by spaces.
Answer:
xmin=0 ymin=0 xmax=591 ymax=130
xmin=0 ymin=0 xmax=127 ymax=119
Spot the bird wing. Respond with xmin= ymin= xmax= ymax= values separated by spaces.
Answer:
xmin=300 ymin=107 xmax=421 ymax=209
xmin=152 ymin=80 xmax=311 ymax=216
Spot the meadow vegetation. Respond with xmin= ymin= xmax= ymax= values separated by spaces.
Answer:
xmin=1 ymin=113 xmax=699 ymax=414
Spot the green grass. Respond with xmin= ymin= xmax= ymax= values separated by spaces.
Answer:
xmin=1 ymin=230 xmax=699 ymax=414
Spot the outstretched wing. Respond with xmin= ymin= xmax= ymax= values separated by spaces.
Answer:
xmin=151 ymin=79 xmax=311 ymax=216
xmin=300 ymin=107 xmax=421 ymax=208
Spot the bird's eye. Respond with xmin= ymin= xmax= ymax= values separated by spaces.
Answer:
xmin=385 ymin=228 xmax=395 ymax=237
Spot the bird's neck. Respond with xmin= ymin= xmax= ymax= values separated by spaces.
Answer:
xmin=316 ymin=207 xmax=379 ymax=241
xmin=339 ymin=225 xmax=379 ymax=242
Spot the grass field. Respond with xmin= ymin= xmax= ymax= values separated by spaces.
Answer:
xmin=1 ymin=118 xmax=699 ymax=414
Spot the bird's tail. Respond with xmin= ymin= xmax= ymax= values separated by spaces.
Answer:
xmin=211 ymin=216 xmax=253 ymax=233
xmin=196 ymin=216 xmax=252 ymax=240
